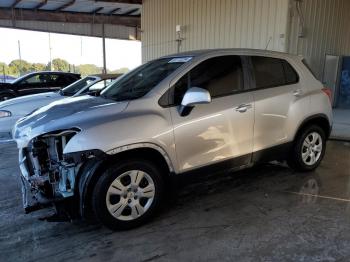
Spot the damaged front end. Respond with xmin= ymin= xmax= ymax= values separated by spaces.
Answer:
xmin=19 ymin=129 xmax=84 ymax=220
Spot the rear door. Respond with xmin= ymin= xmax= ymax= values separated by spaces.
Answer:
xmin=168 ymin=55 xmax=254 ymax=173
xmin=249 ymin=56 xmax=303 ymax=157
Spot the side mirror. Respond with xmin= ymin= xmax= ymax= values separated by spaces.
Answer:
xmin=179 ymin=87 xmax=211 ymax=116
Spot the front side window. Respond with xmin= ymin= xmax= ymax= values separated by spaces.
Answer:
xmin=89 ymin=79 xmax=113 ymax=91
xmin=101 ymin=57 xmax=191 ymax=101
xmin=251 ymin=56 xmax=299 ymax=89
xmin=172 ymin=55 xmax=244 ymax=105
xmin=23 ymin=74 xmax=49 ymax=84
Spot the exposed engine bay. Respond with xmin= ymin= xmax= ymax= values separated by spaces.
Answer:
xmin=19 ymin=129 xmax=82 ymax=215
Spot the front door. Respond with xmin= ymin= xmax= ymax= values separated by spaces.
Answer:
xmin=169 ymin=55 xmax=254 ymax=173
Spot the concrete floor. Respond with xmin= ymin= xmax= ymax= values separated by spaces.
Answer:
xmin=0 ymin=141 xmax=350 ymax=262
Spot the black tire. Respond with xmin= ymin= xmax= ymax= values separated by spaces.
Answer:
xmin=288 ymin=125 xmax=326 ymax=172
xmin=92 ymin=159 xmax=165 ymax=230
xmin=0 ymin=93 xmax=15 ymax=101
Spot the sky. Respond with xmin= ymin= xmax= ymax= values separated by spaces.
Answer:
xmin=0 ymin=28 xmax=142 ymax=71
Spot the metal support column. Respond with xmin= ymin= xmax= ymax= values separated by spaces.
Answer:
xmin=102 ymin=23 xmax=107 ymax=74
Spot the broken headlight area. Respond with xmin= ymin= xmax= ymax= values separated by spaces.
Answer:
xmin=20 ymin=129 xmax=82 ymax=216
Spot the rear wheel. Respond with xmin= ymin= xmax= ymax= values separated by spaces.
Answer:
xmin=288 ymin=125 xmax=326 ymax=172
xmin=92 ymin=159 xmax=164 ymax=230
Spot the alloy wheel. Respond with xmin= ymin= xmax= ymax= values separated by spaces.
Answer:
xmin=105 ymin=170 xmax=155 ymax=221
xmin=301 ymin=132 xmax=323 ymax=166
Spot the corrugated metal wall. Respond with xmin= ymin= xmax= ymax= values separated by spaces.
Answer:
xmin=339 ymin=1 xmax=350 ymax=55
xmin=141 ymin=0 xmax=290 ymax=62
xmin=288 ymin=0 xmax=349 ymax=79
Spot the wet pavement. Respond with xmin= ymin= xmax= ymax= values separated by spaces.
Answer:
xmin=332 ymin=109 xmax=350 ymax=140
xmin=0 ymin=141 xmax=350 ymax=262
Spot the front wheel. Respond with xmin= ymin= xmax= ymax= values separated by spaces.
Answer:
xmin=92 ymin=159 xmax=165 ymax=230
xmin=288 ymin=125 xmax=326 ymax=172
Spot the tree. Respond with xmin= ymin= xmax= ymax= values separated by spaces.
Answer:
xmin=48 ymin=58 xmax=70 ymax=72
xmin=108 ymin=67 xmax=129 ymax=74
xmin=0 ymin=62 xmax=10 ymax=76
xmin=30 ymin=63 xmax=46 ymax=72
xmin=8 ymin=59 xmax=32 ymax=76
xmin=76 ymin=64 xmax=103 ymax=76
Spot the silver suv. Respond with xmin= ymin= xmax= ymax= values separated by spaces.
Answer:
xmin=13 ymin=49 xmax=332 ymax=230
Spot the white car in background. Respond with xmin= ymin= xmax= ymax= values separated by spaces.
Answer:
xmin=0 ymin=74 xmax=121 ymax=142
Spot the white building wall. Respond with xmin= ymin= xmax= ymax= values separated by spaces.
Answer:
xmin=141 ymin=0 xmax=290 ymax=62
xmin=142 ymin=0 xmax=350 ymax=81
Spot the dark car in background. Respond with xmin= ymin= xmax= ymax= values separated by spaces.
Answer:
xmin=0 ymin=71 xmax=80 ymax=101
xmin=0 ymin=75 xmax=16 ymax=83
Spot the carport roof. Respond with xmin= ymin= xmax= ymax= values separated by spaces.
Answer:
xmin=0 ymin=0 xmax=141 ymax=26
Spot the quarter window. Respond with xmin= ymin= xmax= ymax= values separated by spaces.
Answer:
xmin=283 ymin=60 xmax=299 ymax=84
xmin=173 ymin=56 xmax=244 ymax=105
xmin=251 ymin=56 xmax=299 ymax=89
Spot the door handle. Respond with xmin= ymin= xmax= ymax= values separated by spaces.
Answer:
xmin=235 ymin=103 xmax=252 ymax=113
xmin=293 ymin=89 xmax=303 ymax=97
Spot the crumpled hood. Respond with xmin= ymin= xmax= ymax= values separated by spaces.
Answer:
xmin=13 ymin=95 xmax=129 ymax=148
xmin=0 ymin=92 xmax=60 ymax=110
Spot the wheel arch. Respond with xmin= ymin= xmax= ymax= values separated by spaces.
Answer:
xmin=293 ymin=114 xmax=332 ymax=141
xmin=76 ymin=144 xmax=175 ymax=219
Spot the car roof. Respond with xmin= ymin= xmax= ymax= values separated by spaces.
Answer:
xmin=161 ymin=48 xmax=303 ymax=61
xmin=24 ymin=71 xmax=80 ymax=76
xmin=89 ymin=73 xmax=123 ymax=80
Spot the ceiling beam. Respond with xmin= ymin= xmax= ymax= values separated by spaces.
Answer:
xmin=34 ymin=0 xmax=48 ymax=10
xmin=108 ymin=7 xmax=121 ymax=15
xmin=55 ymin=0 xmax=76 ymax=11
xmin=94 ymin=0 xmax=142 ymax=4
xmin=122 ymin=8 xmax=139 ymax=15
xmin=0 ymin=8 xmax=140 ymax=27
xmin=91 ymin=7 xmax=104 ymax=13
xmin=11 ymin=0 xmax=22 ymax=8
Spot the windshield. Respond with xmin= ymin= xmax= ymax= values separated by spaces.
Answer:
xmin=101 ymin=57 xmax=192 ymax=101
xmin=60 ymin=76 xmax=96 ymax=96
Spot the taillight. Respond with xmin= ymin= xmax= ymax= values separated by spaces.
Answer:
xmin=322 ymin=87 xmax=332 ymax=102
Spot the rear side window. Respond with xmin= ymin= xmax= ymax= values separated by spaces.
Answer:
xmin=283 ymin=60 xmax=299 ymax=84
xmin=302 ymin=59 xmax=317 ymax=79
xmin=251 ymin=56 xmax=299 ymax=89
xmin=172 ymin=55 xmax=244 ymax=105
